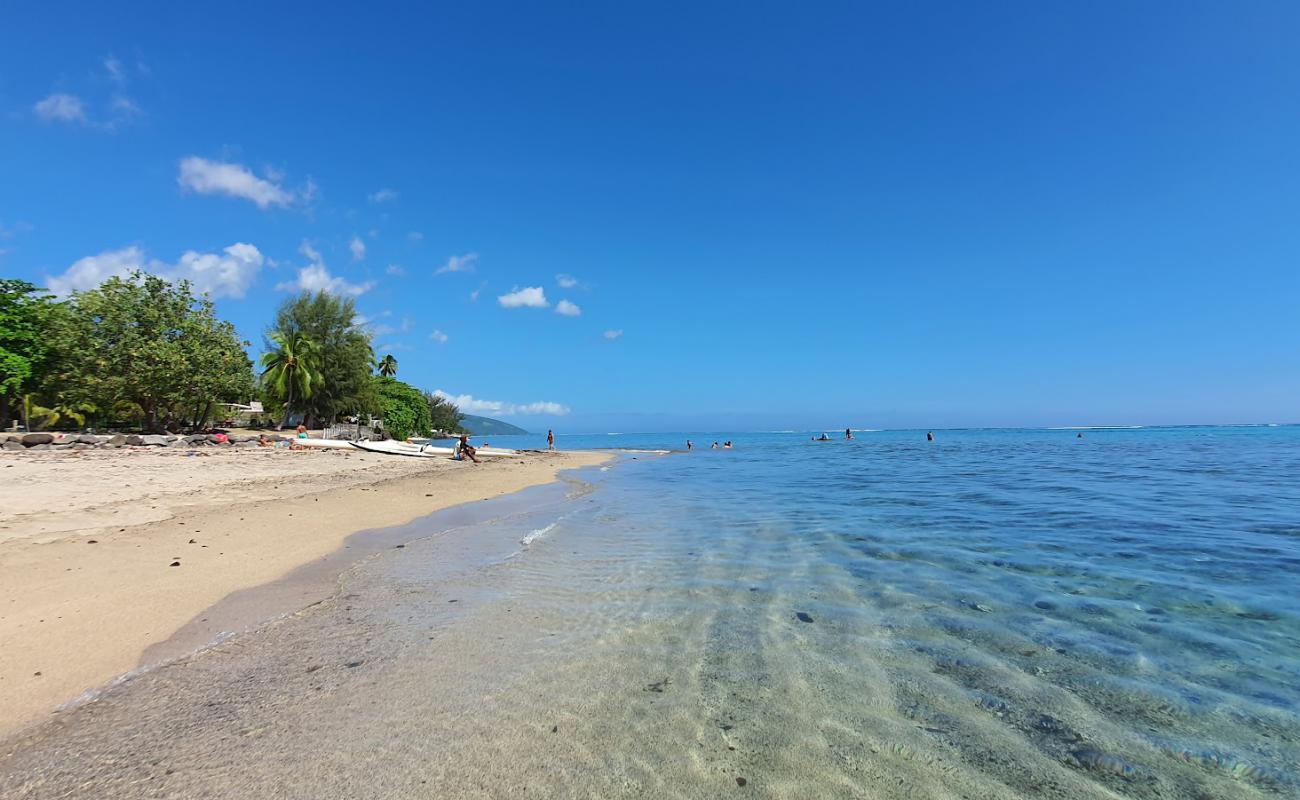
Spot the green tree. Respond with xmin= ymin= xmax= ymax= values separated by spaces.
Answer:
xmin=0 ymin=279 xmax=59 ymax=428
xmin=260 ymin=330 xmax=320 ymax=429
xmin=271 ymin=292 xmax=374 ymax=425
xmin=425 ymin=392 xmax=465 ymax=434
xmin=57 ymin=271 xmax=255 ymax=432
xmin=374 ymin=377 xmax=432 ymax=440
xmin=376 ymin=353 xmax=398 ymax=377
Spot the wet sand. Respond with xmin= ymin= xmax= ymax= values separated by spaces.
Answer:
xmin=0 ymin=447 xmax=608 ymax=737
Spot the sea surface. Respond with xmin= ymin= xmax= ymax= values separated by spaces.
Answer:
xmin=3 ymin=426 xmax=1298 ymax=799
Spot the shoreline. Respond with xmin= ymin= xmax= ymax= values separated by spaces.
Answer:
xmin=0 ymin=447 xmax=610 ymax=739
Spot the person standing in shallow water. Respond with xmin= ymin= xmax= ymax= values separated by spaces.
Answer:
xmin=845 ymin=428 xmax=853 ymax=440
xmin=547 ymin=429 xmax=555 ymax=450
xmin=927 ymin=431 xmax=934 ymax=441
xmin=686 ymin=440 xmax=693 ymax=451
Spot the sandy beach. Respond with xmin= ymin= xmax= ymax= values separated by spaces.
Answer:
xmin=0 ymin=445 xmax=608 ymax=738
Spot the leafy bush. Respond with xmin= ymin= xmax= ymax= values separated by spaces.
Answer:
xmin=373 ymin=376 xmax=431 ymax=440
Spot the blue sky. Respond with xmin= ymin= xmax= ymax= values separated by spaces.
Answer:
xmin=2 ymin=2 xmax=1298 ymax=431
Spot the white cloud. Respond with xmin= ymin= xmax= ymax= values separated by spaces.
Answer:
xmin=436 ymin=252 xmax=478 ymax=274
xmin=368 ymin=188 xmax=398 ymax=204
xmin=555 ymin=299 xmax=581 ymax=317
xmin=47 ymin=242 xmax=264 ymax=299
xmin=170 ymin=243 xmax=264 ymax=298
xmin=469 ymin=289 xmax=480 ymax=301
xmin=178 ymin=157 xmax=295 ymax=209
xmin=370 ymin=323 xmax=397 ymax=336
xmin=34 ymin=93 xmax=86 ymax=123
xmin=400 ymin=317 xmax=415 ymax=332
xmin=498 ymin=286 xmax=548 ymax=309
xmin=430 ymin=330 xmax=449 ymax=344
xmin=276 ymin=240 xmax=374 ymax=296
xmin=603 ymin=329 xmax=624 ymax=340
xmin=432 ymin=390 xmax=569 ymax=417
xmin=556 ymin=273 xmax=579 ymax=289
xmin=385 ymin=263 xmax=406 ymax=276
xmin=349 ymin=235 xmax=366 ymax=261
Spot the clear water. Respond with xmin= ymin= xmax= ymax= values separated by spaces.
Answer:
xmin=4 ymin=426 xmax=1298 ymax=798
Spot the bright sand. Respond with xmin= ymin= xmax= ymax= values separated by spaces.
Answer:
xmin=0 ymin=446 xmax=608 ymax=737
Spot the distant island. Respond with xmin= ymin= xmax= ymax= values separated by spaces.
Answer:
xmin=459 ymin=414 xmax=529 ymax=436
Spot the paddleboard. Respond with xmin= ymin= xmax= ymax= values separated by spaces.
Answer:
xmin=350 ymin=440 xmax=523 ymax=458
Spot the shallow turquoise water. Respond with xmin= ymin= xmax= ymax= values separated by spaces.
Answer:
xmin=495 ymin=425 xmax=1300 ymax=794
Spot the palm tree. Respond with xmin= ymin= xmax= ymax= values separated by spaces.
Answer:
xmin=377 ymin=353 xmax=398 ymax=377
xmin=260 ymin=330 xmax=319 ymax=429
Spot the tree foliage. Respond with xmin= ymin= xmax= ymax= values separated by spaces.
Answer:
xmin=377 ymin=353 xmax=397 ymax=377
xmin=0 ymin=279 xmax=59 ymax=426
xmin=260 ymin=330 xmax=321 ymax=428
xmin=55 ymin=272 xmax=255 ymax=431
xmin=373 ymin=376 xmax=431 ymax=440
xmin=271 ymin=292 xmax=374 ymax=425
xmin=425 ymin=392 xmax=464 ymax=434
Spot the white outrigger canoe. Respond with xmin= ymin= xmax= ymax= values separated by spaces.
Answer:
xmin=349 ymin=440 xmax=523 ymax=458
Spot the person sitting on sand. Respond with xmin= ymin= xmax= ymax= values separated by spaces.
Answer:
xmin=296 ymin=424 xmax=308 ymax=439
xmin=454 ymin=434 xmax=480 ymax=464
xmin=257 ymin=434 xmax=273 ymax=448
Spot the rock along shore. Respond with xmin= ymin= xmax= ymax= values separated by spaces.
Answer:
xmin=0 ymin=432 xmax=293 ymax=451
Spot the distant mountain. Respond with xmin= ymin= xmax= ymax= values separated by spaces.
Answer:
xmin=459 ymin=414 xmax=529 ymax=436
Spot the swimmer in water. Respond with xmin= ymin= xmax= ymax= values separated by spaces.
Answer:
xmin=927 ymin=431 xmax=934 ymax=442
xmin=845 ymin=428 xmax=853 ymax=440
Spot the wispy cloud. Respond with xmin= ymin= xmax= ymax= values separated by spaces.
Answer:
xmin=603 ymin=329 xmax=624 ymax=340
xmin=555 ymin=299 xmax=581 ymax=317
xmin=178 ymin=157 xmax=299 ymax=209
xmin=33 ymin=55 xmax=147 ymax=130
xmin=0 ymin=221 xmax=33 ymax=240
xmin=349 ymin=235 xmax=366 ymax=261
xmin=407 ymin=231 xmax=424 ymax=243
xmin=436 ymin=252 xmax=478 ymax=274
xmin=34 ymin=93 xmax=86 ymax=123
xmin=104 ymin=56 xmax=126 ymax=85
xmin=556 ymin=273 xmax=580 ymax=289
xmin=432 ymin=390 xmax=569 ymax=416
xmin=276 ymin=241 xmax=374 ymax=296
xmin=47 ymin=242 xmax=265 ymax=299
xmin=385 ymin=263 xmax=406 ymax=276
xmin=368 ymin=188 xmax=398 ymax=204
xmin=430 ymin=330 xmax=449 ymax=344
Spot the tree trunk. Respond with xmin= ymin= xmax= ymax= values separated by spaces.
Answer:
xmin=278 ymin=374 xmax=294 ymax=430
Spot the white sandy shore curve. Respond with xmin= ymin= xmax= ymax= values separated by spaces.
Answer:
xmin=0 ymin=446 xmax=609 ymax=737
